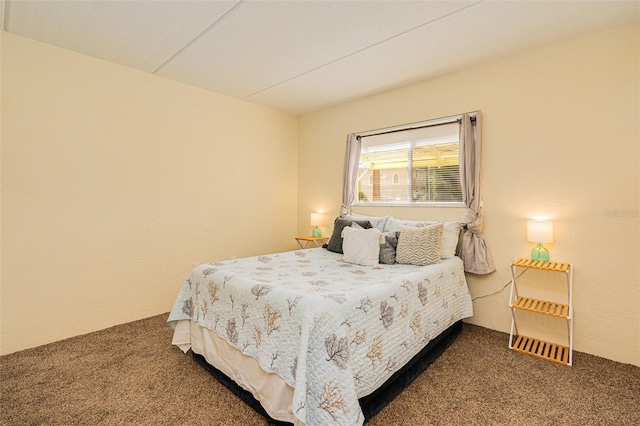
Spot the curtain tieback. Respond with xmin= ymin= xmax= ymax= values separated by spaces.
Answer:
xmin=461 ymin=209 xmax=483 ymax=234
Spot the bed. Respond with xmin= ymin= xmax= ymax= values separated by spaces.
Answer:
xmin=167 ymin=216 xmax=473 ymax=426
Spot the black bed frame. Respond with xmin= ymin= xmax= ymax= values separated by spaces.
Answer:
xmin=192 ymin=320 xmax=463 ymax=425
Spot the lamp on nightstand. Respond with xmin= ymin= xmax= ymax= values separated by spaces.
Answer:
xmin=527 ymin=220 xmax=553 ymax=262
xmin=310 ymin=213 xmax=323 ymax=237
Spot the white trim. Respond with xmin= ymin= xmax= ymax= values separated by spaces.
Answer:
xmin=353 ymin=201 xmax=466 ymax=208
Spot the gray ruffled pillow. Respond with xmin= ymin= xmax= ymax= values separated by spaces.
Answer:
xmin=379 ymin=231 xmax=400 ymax=264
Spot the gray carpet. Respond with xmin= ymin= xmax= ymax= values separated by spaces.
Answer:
xmin=1 ymin=314 xmax=638 ymax=425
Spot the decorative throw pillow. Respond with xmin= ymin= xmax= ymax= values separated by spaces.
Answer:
xmin=384 ymin=218 xmax=460 ymax=259
xmin=342 ymin=227 xmax=382 ymax=266
xmin=395 ymin=224 xmax=443 ymax=266
xmin=326 ymin=218 xmax=372 ymax=254
xmin=379 ymin=231 xmax=400 ymax=264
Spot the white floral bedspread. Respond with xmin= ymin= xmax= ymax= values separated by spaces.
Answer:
xmin=167 ymin=248 xmax=472 ymax=426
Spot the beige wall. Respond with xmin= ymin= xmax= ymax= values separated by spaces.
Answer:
xmin=2 ymin=23 xmax=638 ymax=367
xmin=298 ymin=23 xmax=639 ymax=366
xmin=0 ymin=33 xmax=299 ymax=355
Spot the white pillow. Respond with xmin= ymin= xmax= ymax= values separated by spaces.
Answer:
xmin=441 ymin=221 xmax=461 ymax=259
xmin=341 ymin=226 xmax=382 ymax=266
xmin=383 ymin=218 xmax=437 ymax=232
xmin=345 ymin=214 xmax=390 ymax=232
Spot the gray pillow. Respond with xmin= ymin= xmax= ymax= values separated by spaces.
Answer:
xmin=326 ymin=218 xmax=372 ymax=254
xmin=379 ymin=231 xmax=400 ymax=264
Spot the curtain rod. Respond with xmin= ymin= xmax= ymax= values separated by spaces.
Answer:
xmin=354 ymin=111 xmax=478 ymax=139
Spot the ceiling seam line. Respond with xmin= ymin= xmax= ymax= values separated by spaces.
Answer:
xmin=152 ymin=0 xmax=245 ymax=75
xmin=242 ymin=0 xmax=485 ymax=101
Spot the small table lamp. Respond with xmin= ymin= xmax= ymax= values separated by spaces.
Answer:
xmin=310 ymin=213 xmax=323 ymax=237
xmin=527 ymin=220 xmax=553 ymax=262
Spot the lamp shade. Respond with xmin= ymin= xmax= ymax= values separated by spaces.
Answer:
xmin=310 ymin=213 xmax=323 ymax=227
xmin=527 ymin=220 xmax=553 ymax=243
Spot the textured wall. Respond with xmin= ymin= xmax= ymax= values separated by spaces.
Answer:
xmin=298 ymin=23 xmax=639 ymax=366
xmin=1 ymin=33 xmax=299 ymax=355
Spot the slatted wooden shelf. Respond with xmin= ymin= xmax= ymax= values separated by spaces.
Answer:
xmin=509 ymin=257 xmax=573 ymax=366
xmin=511 ymin=296 xmax=569 ymax=318
xmin=512 ymin=335 xmax=570 ymax=366
xmin=512 ymin=258 xmax=571 ymax=273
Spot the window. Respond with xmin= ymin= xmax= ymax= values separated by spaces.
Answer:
xmin=355 ymin=121 xmax=463 ymax=206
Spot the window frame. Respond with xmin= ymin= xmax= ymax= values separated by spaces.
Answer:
xmin=352 ymin=114 xmax=472 ymax=208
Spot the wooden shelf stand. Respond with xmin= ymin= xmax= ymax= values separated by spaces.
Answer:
xmin=508 ymin=257 xmax=574 ymax=366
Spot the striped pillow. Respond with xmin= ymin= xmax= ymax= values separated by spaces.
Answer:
xmin=395 ymin=224 xmax=443 ymax=266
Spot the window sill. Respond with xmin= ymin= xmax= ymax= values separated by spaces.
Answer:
xmin=353 ymin=202 xmax=466 ymax=208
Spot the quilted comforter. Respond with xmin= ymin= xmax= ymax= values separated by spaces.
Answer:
xmin=167 ymin=248 xmax=472 ymax=426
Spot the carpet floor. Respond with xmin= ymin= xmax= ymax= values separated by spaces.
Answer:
xmin=1 ymin=314 xmax=638 ymax=425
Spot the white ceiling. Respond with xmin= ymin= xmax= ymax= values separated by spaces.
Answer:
xmin=3 ymin=0 xmax=639 ymax=114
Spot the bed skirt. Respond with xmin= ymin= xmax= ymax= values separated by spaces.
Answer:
xmin=192 ymin=320 xmax=463 ymax=425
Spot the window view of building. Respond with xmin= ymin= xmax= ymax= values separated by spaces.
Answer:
xmin=356 ymin=122 xmax=463 ymax=205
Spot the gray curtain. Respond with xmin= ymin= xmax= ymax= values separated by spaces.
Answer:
xmin=340 ymin=134 xmax=362 ymax=216
xmin=458 ymin=113 xmax=495 ymax=274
